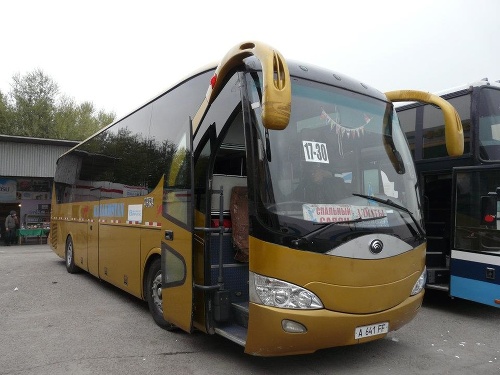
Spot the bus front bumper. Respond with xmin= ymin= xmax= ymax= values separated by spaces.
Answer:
xmin=243 ymin=291 xmax=423 ymax=356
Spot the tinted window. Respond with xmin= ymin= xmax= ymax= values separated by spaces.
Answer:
xmin=478 ymin=88 xmax=500 ymax=161
xmin=55 ymin=70 xmax=214 ymax=204
xmin=422 ymin=95 xmax=471 ymax=159
xmin=397 ymin=107 xmax=417 ymax=158
xmin=455 ymin=169 xmax=500 ymax=251
xmin=193 ymin=73 xmax=243 ymax=215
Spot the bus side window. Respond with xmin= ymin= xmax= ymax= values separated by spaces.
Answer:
xmin=213 ymin=112 xmax=247 ymax=176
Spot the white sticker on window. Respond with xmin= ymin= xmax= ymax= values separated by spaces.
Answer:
xmin=128 ymin=204 xmax=143 ymax=223
xmin=302 ymin=204 xmax=389 ymax=227
xmin=302 ymin=141 xmax=329 ymax=163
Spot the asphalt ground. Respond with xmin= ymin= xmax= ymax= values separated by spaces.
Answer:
xmin=1 ymin=244 xmax=499 ymax=375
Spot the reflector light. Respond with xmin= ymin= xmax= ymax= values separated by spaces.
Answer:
xmin=484 ymin=214 xmax=496 ymax=223
xmin=495 ymin=299 xmax=500 ymax=305
xmin=282 ymin=319 xmax=307 ymax=333
xmin=210 ymin=74 xmax=217 ymax=88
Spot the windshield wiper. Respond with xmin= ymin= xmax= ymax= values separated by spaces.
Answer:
xmin=352 ymin=193 xmax=425 ymax=239
xmin=291 ymin=215 xmax=387 ymax=248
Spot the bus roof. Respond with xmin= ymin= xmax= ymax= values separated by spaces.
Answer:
xmin=432 ymin=78 xmax=500 ymax=97
xmin=108 ymin=57 xmax=386 ymax=130
xmin=286 ymin=59 xmax=386 ymax=101
xmin=395 ymin=78 xmax=500 ymax=110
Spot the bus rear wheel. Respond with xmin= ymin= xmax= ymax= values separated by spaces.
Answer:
xmin=65 ymin=236 xmax=79 ymax=274
xmin=145 ymin=258 xmax=176 ymax=331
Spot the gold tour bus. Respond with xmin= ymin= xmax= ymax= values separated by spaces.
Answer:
xmin=50 ymin=41 xmax=463 ymax=356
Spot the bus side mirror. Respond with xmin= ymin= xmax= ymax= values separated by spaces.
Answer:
xmin=385 ymin=90 xmax=464 ymax=157
xmin=212 ymin=42 xmax=291 ymax=130
xmin=192 ymin=41 xmax=291 ymax=133
xmin=480 ymin=195 xmax=497 ymax=227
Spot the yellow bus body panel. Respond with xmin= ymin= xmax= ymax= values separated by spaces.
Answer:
xmin=245 ymin=236 xmax=425 ymax=355
xmin=50 ymin=183 xmax=164 ymax=300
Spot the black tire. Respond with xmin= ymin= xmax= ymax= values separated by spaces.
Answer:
xmin=65 ymin=236 xmax=80 ymax=274
xmin=145 ymin=257 xmax=177 ymax=330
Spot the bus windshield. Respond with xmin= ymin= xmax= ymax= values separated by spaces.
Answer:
xmin=248 ymin=75 xmax=422 ymax=250
xmin=478 ymin=87 xmax=500 ymax=161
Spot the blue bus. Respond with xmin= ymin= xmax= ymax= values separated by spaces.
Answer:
xmin=396 ymin=79 xmax=500 ymax=307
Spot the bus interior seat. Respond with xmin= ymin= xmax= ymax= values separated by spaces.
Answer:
xmin=211 ymin=174 xmax=247 ymax=214
xmin=230 ymin=186 xmax=249 ymax=262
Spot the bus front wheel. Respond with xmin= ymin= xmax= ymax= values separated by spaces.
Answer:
xmin=145 ymin=257 xmax=176 ymax=331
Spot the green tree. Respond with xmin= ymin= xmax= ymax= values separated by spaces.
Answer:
xmin=0 ymin=69 xmax=115 ymax=140
xmin=53 ymin=97 xmax=114 ymax=140
xmin=0 ymin=91 xmax=11 ymax=134
xmin=9 ymin=68 xmax=58 ymax=137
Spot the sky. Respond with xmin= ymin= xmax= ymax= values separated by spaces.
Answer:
xmin=1 ymin=0 xmax=500 ymax=119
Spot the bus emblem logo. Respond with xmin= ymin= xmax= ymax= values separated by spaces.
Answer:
xmin=369 ymin=239 xmax=383 ymax=254
xmin=144 ymin=197 xmax=154 ymax=208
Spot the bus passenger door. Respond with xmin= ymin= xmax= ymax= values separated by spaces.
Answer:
xmin=160 ymin=119 xmax=194 ymax=332
xmin=452 ymin=167 xmax=500 ymax=307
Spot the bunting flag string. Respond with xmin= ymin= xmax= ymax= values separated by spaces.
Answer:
xmin=320 ymin=108 xmax=372 ymax=156
xmin=320 ymin=108 xmax=372 ymax=139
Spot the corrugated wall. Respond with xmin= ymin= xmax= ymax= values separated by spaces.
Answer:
xmin=0 ymin=141 xmax=73 ymax=178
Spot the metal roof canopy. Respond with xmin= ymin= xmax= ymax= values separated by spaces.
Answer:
xmin=0 ymin=135 xmax=78 ymax=178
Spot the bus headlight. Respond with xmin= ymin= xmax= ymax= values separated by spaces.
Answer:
xmin=249 ymin=272 xmax=323 ymax=309
xmin=411 ymin=267 xmax=427 ymax=296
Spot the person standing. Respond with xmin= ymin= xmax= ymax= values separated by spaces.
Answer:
xmin=5 ymin=211 xmax=18 ymax=246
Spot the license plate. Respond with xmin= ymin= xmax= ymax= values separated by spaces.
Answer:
xmin=354 ymin=322 xmax=389 ymax=339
